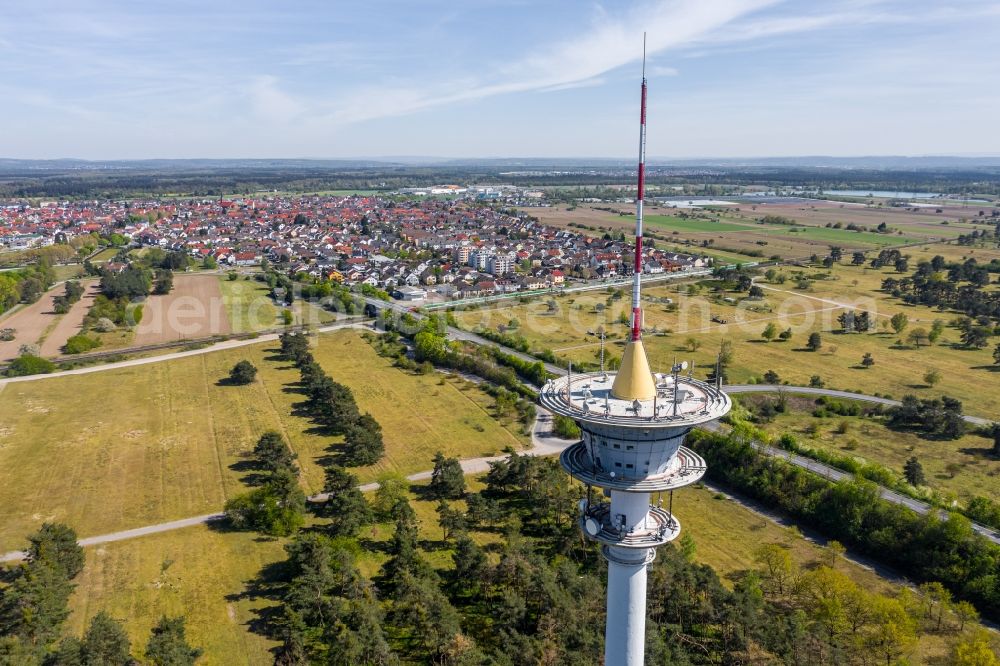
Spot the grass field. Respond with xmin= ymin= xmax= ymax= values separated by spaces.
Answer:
xmin=90 ymin=248 xmax=120 ymax=263
xmin=452 ymin=259 xmax=1000 ymax=417
xmin=746 ymin=397 xmax=1000 ymax=505
xmin=52 ymin=264 xmax=86 ymax=281
xmin=66 ymin=525 xmax=286 ymax=665
xmin=0 ymin=329 xmax=522 ymax=551
xmin=642 ymin=214 xmax=752 ymax=234
xmin=218 ymin=277 xmax=279 ymax=333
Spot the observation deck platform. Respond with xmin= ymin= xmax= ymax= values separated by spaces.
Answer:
xmin=580 ymin=502 xmax=680 ymax=549
xmin=561 ymin=442 xmax=706 ymax=492
xmin=539 ymin=371 xmax=731 ymax=430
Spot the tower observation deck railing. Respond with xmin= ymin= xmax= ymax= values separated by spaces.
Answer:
xmin=539 ymin=372 xmax=731 ymax=428
xmin=580 ymin=502 xmax=680 ymax=549
xmin=560 ymin=442 xmax=707 ymax=492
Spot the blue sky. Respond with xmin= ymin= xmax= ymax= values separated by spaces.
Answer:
xmin=1 ymin=0 xmax=998 ymax=159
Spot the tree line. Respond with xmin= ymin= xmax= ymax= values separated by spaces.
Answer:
xmin=223 ymin=332 xmax=389 ymax=536
xmin=0 ymin=260 xmax=56 ymax=314
xmin=690 ymin=428 xmax=1000 ymax=622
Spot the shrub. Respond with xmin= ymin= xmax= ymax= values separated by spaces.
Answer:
xmin=228 ymin=360 xmax=258 ymax=385
xmin=63 ymin=334 xmax=102 ymax=355
xmin=7 ymin=353 xmax=56 ymax=377
xmin=93 ymin=317 xmax=117 ymax=333
xmin=552 ymin=414 xmax=581 ymax=439
xmin=18 ymin=343 xmax=40 ymax=356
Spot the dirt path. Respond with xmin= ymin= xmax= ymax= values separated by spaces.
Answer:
xmin=0 ymin=321 xmax=371 ymax=389
xmin=0 ymin=407 xmax=572 ymax=562
xmin=133 ymin=274 xmax=232 ymax=346
xmin=0 ymin=286 xmax=62 ymax=361
xmin=39 ymin=280 xmax=100 ymax=357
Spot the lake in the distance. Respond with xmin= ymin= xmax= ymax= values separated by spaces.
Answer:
xmin=820 ymin=189 xmax=943 ymax=198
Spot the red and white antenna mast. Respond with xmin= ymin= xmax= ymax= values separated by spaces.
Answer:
xmin=630 ymin=34 xmax=648 ymax=343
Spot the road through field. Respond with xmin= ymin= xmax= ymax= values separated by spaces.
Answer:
xmin=38 ymin=280 xmax=100 ymax=357
xmin=3 ymin=383 xmax=998 ymax=565
xmin=0 ymin=320 xmax=371 ymax=389
xmin=0 ymin=408 xmax=572 ymax=562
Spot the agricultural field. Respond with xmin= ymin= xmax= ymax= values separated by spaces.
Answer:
xmin=0 ymin=283 xmax=66 ymax=361
xmin=451 ymin=257 xmax=1000 ymax=417
xmin=527 ymin=199 xmax=992 ymax=262
xmin=744 ymin=396 xmax=1000 ymax=506
xmin=133 ymin=274 xmax=232 ymax=345
xmin=0 ymin=329 xmax=522 ymax=552
xmin=38 ymin=280 xmax=100 ymax=357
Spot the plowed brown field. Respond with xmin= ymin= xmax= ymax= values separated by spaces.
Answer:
xmin=133 ymin=274 xmax=231 ymax=345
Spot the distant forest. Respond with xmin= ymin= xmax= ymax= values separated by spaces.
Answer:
xmin=1 ymin=163 xmax=999 ymax=199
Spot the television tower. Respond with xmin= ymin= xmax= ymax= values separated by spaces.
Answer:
xmin=540 ymin=39 xmax=731 ymax=666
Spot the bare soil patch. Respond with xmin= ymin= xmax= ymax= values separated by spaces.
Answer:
xmin=0 ymin=286 xmax=62 ymax=361
xmin=133 ymin=274 xmax=232 ymax=345
xmin=39 ymin=280 xmax=100 ymax=357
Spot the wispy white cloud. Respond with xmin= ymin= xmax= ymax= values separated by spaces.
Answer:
xmin=320 ymin=0 xmax=780 ymax=125
xmin=647 ymin=65 xmax=679 ymax=77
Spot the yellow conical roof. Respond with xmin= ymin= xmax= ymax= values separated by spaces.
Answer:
xmin=610 ymin=339 xmax=656 ymax=401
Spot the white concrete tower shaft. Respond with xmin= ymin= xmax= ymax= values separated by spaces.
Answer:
xmin=605 ymin=490 xmax=652 ymax=666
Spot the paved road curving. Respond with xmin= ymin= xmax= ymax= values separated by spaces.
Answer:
xmin=0 ymin=320 xmax=373 ymax=389
xmin=721 ymin=385 xmax=999 ymax=543
xmin=725 ymin=384 xmax=992 ymax=427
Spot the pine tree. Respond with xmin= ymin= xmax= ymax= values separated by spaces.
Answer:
xmin=903 ymin=457 xmax=925 ymax=486
xmin=342 ymin=414 xmax=384 ymax=466
xmin=26 ymin=523 xmax=85 ymax=579
xmin=228 ymin=359 xmax=257 ymax=385
xmin=0 ymin=559 xmax=74 ymax=646
xmin=253 ymin=431 xmax=296 ymax=474
xmin=145 ymin=616 xmax=202 ymax=666
xmin=81 ymin=611 xmax=132 ymax=665
xmin=430 ymin=452 xmax=466 ymax=499
xmin=322 ymin=467 xmax=373 ymax=537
